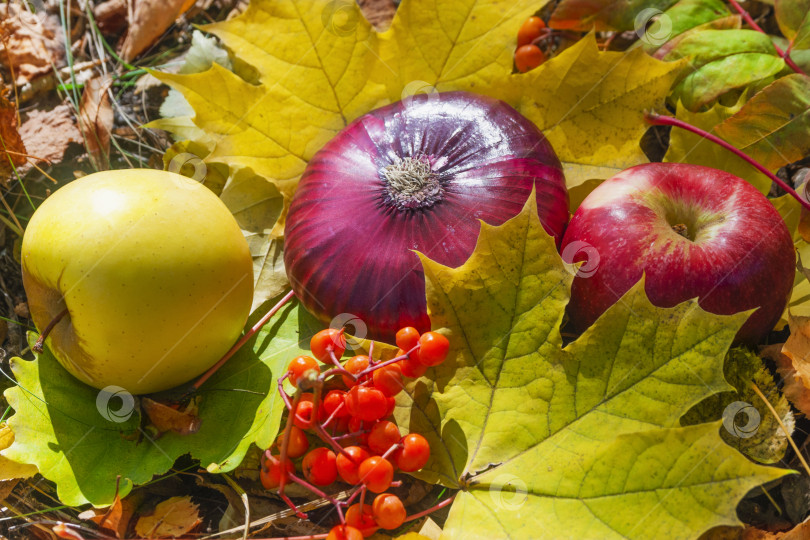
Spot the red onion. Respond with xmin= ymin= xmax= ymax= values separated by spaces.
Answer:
xmin=284 ymin=91 xmax=568 ymax=342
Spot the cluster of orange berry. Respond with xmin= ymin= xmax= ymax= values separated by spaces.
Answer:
xmin=515 ymin=16 xmax=548 ymax=72
xmin=261 ymin=326 xmax=450 ymax=540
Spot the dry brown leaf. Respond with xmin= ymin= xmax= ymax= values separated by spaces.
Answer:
xmin=120 ymin=0 xmax=198 ymax=62
xmin=19 ymin=102 xmax=83 ymax=167
xmin=78 ymin=489 xmax=123 ymax=537
xmin=78 ymin=76 xmax=113 ymax=170
xmin=741 ymin=516 xmax=810 ymax=539
xmin=141 ymin=397 xmax=201 ymax=435
xmin=0 ymin=3 xmax=62 ymax=86
xmin=134 ymin=496 xmax=201 ymax=538
xmin=0 ymin=89 xmax=27 ymax=183
xmin=761 ymin=318 xmax=810 ymax=416
xmin=94 ymin=0 xmax=128 ymax=37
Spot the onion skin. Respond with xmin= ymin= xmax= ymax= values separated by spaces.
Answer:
xmin=285 ymin=91 xmax=568 ymax=342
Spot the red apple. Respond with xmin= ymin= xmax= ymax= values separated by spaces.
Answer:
xmin=561 ymin=162 xmax=794 ymax=345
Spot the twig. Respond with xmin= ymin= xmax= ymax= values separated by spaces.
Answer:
xmin=750 ymin=382 xmax=810 ymax=476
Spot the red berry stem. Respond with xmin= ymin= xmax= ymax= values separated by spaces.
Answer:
xmin=357 ymin=349 xmax=413 ymax=377
xmin=278 ymin=390 xmax=303 ymax=494
xmin=380 ymin=443 xmax=401 ymax=461
xmin=278 ymin=373 xmax=294 ymax=411
xmin=403 ymin=493 xmax=457 ymax=522
xmin=313 ymin=422 xmax=354 ymax=459
xmin=192 ymin=289 xmax=296 ymax=391
xmin=332 ymin=430 xmax=367 ymax=442
xmin=287 ymin=470 xmax=345 ymax=517
xmin=726 ymin=0 xmax=807 ymax=75
xmin=645 ymin=111 xmax=810 ymax=211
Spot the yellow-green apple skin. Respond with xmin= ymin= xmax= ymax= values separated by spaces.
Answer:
xmin=21 ymin=169 xmax=254 ymax=394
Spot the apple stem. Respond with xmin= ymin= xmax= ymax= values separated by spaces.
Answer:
xmin=645 ymin=112 xmax=810 ymax=212
xmin=191 ymin=290 xmax=295 ymax=391
xmin=32 ymin=307 xmax=69 ymax=353
xmin=726 ymin=0 xmax=807 ymax=76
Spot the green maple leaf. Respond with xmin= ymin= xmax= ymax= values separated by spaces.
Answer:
xmin=393 ymin=195 xmax=790 ymax=539
xmin=0 ymin=297 xmax=321 ymax=506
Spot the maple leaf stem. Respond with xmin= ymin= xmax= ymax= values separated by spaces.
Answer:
xmin=403 ymin=492 xmax=457 ymax=522
xmin=726 ymin=0 xmax=808 ymax=76
xmin=192 ymin=289 xmax=295 ymax=391
xmin=645 ymin=112 xmax=810 ymax=211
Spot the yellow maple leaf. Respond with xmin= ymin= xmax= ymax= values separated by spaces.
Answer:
xmin=153 ymin=0 xmax=681 ymax=204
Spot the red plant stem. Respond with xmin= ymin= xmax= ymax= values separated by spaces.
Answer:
xmin=380 ymin=443 xmax=401 ymax=461
xmin=344 ymin=485 xmax=363 ymax=506
xmin=314 ymin=422 xmax=353 ymax=459
xmin=332 ymin=430 xmax=367 ymax=441
xmin=645 ymin=112 xmax=810 ymax=211
xmin=278 ymin=374 xmax=294 ymax=411
xmin=193 ymin=289 xmax=296 ymax=390
xmin=32 ymin=307 xmax=69 ymax=353
xmin=278 ymin=390 xmax=302 ymax=495
xmin=726 ymin=0 xmax=807 ymax=75
xmin=287 ymin=471 xmax=344 ymax=512
xmin=357 ymin=350 xmax=411 ymax=376
xmin=404 ymin=493 xmax=457 ymax=522
xmin=320 ymin=402 xmax=345 ymax=429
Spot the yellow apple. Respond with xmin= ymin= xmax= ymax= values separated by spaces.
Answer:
xmin=21 ymin=169 xmax=254 ymax=394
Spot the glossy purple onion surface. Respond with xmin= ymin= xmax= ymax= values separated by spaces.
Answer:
xmin=284 ymin=91 xmax=569 ymax=342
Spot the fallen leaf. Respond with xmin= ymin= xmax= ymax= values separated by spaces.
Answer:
xmin=78 ymin=483 xmax=123 ymax=537
xmin=155 ymin=0 xmax=679 ymax=218
xmin=775 ymin=0 xmax=810 ymax=51
xmin=0 ymin=88 xmax=27 ymax=183
xmin=515 ymin=34 xmax=684 ymax=190
xmin=663 ymin=29 xmax=785 ymax=111
xmin=18 ymin=102 xmax=83 ymax=167
xmin=395 ymin=193 xmax=786 ymax=538
xmin=0 ymin=422 xmax=36 ymax=481
xmin=0 ymin=3 xmax=63 ymax=85
xmin=549 ymin=0 xmax=673 ymax=31
xmin=741 ymin=515 xmax=810 ymax=539
xmin=94 ymin=0 xmax=128 ymax=37
xmin=767 ymin=316 xmax=810 ymax=416
xmin=120 ymin=0 xmax=198 ymax=62
xmin=78 ymin=76 xmax=114 ymax=170
xmin=134 ymin=496 xmax=201 ymax=538
xmin=714 ymin=74 xmax=810 ymax=172
xmin=219 ymin=172 xmax=286 ymax=312
xmin=141 ymin=397 xmax=201 ymax=436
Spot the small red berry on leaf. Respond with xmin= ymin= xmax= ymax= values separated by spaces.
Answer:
xmin=358 ymin=456 xmax=394 ymax=493
xmin=287 ymin=355 xmax=320 ymax=387
xmin=515 ymin=44 xmax=546 ymax=73
xmin=395 ymin=326 xmax=420 ymax=352
xmin=416 ymin=331 xmax=449 ymax=367
xmin=336 ymin=445 xmax=370 ymax=484
xmin=395 ymin=433 xmax=430 ymax=472
xmin=517 ymin=16 xmax=546 ymax=47
xmin=275 ymin=425 xmax=309 ymax=458
xmin=342 ymin=355 xmax=370 ymax=387
xmin=302 ymin=447 xmax=337 ymax=486
xmin=260 ymin=453 xmax=293 ymax=489
xmin=311 ymin=328 xmax=347 ymax=362
xmin=327 ymin=524 xmax=364 ymax=540
xmin=346 ymin=385 xmax=388 ymax=422
xmin=368 ymin=420 xmax=401 ymax=455
xmin=372 ymin=493 xmax=406 ymax=529
xmin=345 ymin=504 xmax=378 ymax=537
xmin=372 ymin=362 xmax=404 ymax=397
